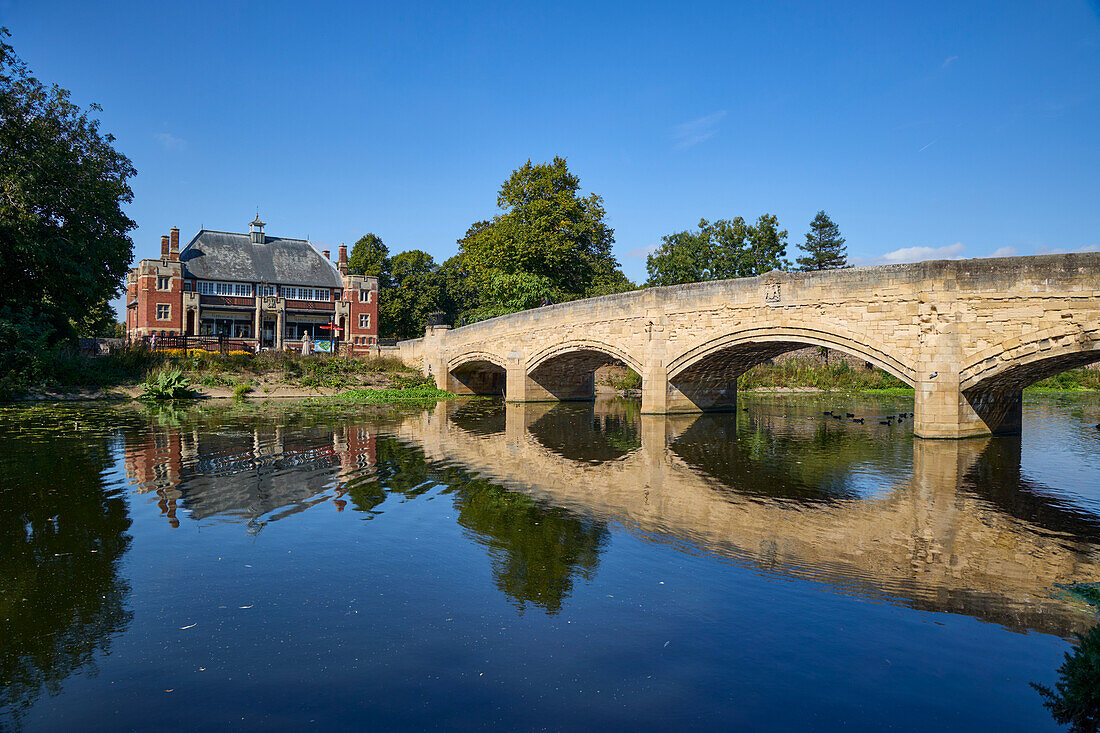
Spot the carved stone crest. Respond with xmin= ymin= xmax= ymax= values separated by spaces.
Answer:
xmin=764 ymin=281 xmax=781 ymax=305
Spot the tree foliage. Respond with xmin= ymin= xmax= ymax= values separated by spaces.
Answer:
xmin=645 ymin=215 xmax=789 ymax=286
xmin=0 ymin=28 xmax=135 ymax=341
xmin=457 ymin=157 xmax=632 ymax=314
xmin=378 ymin=250 xmax=446 ymax=339
xmin=796 ymin=210 xmax=848 ymax=271
xmin=347 ymin=233 xmax=390 ymax=281
xmin=0 ymin=28 xmax=135 ymax=387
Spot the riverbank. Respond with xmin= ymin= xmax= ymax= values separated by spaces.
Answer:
xmin=735 ymin=357 xmax=1100 ymax=393
xmin=3 ymin=347 xmax=441 ymax=403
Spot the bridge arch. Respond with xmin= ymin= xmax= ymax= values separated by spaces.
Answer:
xmin=446 ymin=351 xmax=508 ymax=396
xmin=959 ymin=325 xmax=1100 ymax=393
xmin=524 ymin=339 xmax=644 ymax=403
xmin=664 ymin=325 xmax=917 ymax=412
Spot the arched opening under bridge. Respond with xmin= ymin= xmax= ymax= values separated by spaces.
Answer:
xmin=525 ymin=344 xmax=643 ymax=403
xmin=959 ymin=341 xmax=1100 ymax=435
xmin=448 ymin=358 xmax=506 ymax=396
xmin=664 ymin=332 xmax=915 ymax=413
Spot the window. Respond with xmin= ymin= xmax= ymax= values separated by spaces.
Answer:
xmin=197 ymin=281 xmax=253 ymax=297
xmin=359 ymin=313 xmax=371 ymax=329
xmin=157 ymin=276 xmax=170 ymax=291
xmin=258 ymin=284 xmax=276 ymax=297
xmin=359 ymin=289 xmax=372 ymax=303
xmin=156 ymin=304 xmax=171 ymax=320
xmin=279 ymin=286 xmax=330 ymax=301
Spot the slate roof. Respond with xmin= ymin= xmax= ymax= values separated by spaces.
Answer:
xmin=179 ymin=230 xmax=342 ymax=288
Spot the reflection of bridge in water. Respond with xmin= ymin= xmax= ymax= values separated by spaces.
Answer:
xmin=401 ymin=399 xmax=1100 ymax=637
xmin=121 ymin=400 xmax=1100 ymax=636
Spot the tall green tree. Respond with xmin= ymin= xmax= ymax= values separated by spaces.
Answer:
xmin=379 ymin=250 xmax=444 ymax=339
xmin=347 ymin=232 xmax=390 ymax=282
xmin=796 ymin=210 xmax=848 ymax=271
xmin=645 ymin=214 xmax=789 ymax=286
xmin=458 ymin=157 xmax=630 ymax=314
xmin=0 ymin=28 xmax=135 ymax=358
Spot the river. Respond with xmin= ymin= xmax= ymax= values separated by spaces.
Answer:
xmin=2 ymin=394 xmax=1099 ymax=731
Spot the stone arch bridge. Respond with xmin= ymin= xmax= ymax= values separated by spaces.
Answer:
xmin=398 ymin=254 xmax=1100 ymax=438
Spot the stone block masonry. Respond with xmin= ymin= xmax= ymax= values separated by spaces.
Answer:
xmin=401 ymin=254 xmax=1100 ymax=439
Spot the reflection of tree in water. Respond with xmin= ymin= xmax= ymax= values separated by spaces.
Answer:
xmin=452 ymin=478 xmax=608 ymax=615
xmin=528 ymin=403 xmax=641 ymax=463
xmin=670 ymin=414 xmax=908 ymax=504
xmin=0 ymin=424 xmax=132 ymax=728
xmin=344 ymin=435 xmax=438 ymax=515
xmin=345 ymin=434 xmax=610 ymax=614
xmin=1033 ymin=623 xmax=1100 ymax=733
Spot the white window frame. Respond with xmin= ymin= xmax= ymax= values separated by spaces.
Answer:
xmin=280 ymin=286 xmax=330 ymax=301
xmin=157 ymin=275 xmax=170 ymax=291
xmin=359 ymin=313 xmax=371 ymax=329
xmin=197 ymin=281 xmax=254 ymax=297
xmin=156 ymin=304 xmax=171 ymax=320
xmin=359 ymin=289 xmax=372 ymax=303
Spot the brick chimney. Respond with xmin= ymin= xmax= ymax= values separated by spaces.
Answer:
xmin=169 ymin=227 xmax=180 ymax=261
xmin=338 ymin=244 xmax=348 ymax=274
xmin=322 ymin=249 xmax=330 ymax=260
xmin=161 ymin=235 xmax=170 ymax=258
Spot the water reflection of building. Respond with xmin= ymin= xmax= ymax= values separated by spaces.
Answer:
xmin=399 ymin=399 xmax=1100 ymax=637
xmin=124 ymin=421 xmax=377 ymax=529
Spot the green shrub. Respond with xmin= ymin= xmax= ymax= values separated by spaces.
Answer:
xmin=390 ymin=373 xmax=436 ymax=390
xmin=140 ymin=369 xmax=194 ymax=401
xmin=233 ymin=382 xmax=253 ymax=400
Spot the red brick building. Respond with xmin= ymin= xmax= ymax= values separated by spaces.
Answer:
xmin=125 ymin=216 xmax=379 ymax=353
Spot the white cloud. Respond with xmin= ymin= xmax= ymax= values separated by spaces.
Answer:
xmin=849 ymin=243 xmax=965 ymax=267
xmin=625 ymin=245 xmax=658 ymax=258
xmin=1039 ymin=243 xmax=1100 ymax=254
xmin=155 ymin=132 xmax=186 ymax=150
xmin=992 ymin=246 xmax=1017 ymax=257
xmin=673 ymin=111 xmax=727 ymax=149
xmin=882 ymin=242 xmax=965 ymax=263
xmin=941 ymin=55 xmax=959 ymax=69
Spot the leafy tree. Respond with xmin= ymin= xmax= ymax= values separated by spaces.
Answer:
xmin=347 ymin=233 xmax=390 ymax=282
xmin=458 ymin=157 xmax=629 ymax=313
xmin=0 ymin=28 xmax=135 ymax=355
xmin=645 ymin=214 xmax=789 ymax=286
xmin=796 ymin=210 xmax=848 ymax=271
xmin=379 ymin=250 xmax=444 ymax=339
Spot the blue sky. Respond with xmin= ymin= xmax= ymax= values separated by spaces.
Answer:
xmin=4 ymin=0 xmax=1099 ymax=315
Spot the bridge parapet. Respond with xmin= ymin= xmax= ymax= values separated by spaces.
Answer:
xmin=398 ymin=254 xmax=1100 ymax=438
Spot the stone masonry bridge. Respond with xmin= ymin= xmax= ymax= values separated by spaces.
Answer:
xmin=399 ymin=254 xmax=1100 ymax=438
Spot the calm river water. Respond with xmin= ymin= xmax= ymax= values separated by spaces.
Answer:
xmin=2 ymin=394 xmax=1099 ymax=731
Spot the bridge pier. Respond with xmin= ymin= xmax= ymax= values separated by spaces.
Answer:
xmin=913 ymin=380 xmax=1022 ymax=439
xmin=641 ymin=372 xmax=737 ymax=414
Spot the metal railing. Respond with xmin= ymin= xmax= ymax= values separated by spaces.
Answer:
xmin=146 ymin=334 xmax=255 ymax=354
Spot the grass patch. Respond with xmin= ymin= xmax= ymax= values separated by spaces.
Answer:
xmin=309 ymin=386 xmax=456 ymax=405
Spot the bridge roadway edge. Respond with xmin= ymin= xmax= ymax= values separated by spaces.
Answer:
xmin=397 ymin=254 xmax=1100 ymax=439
